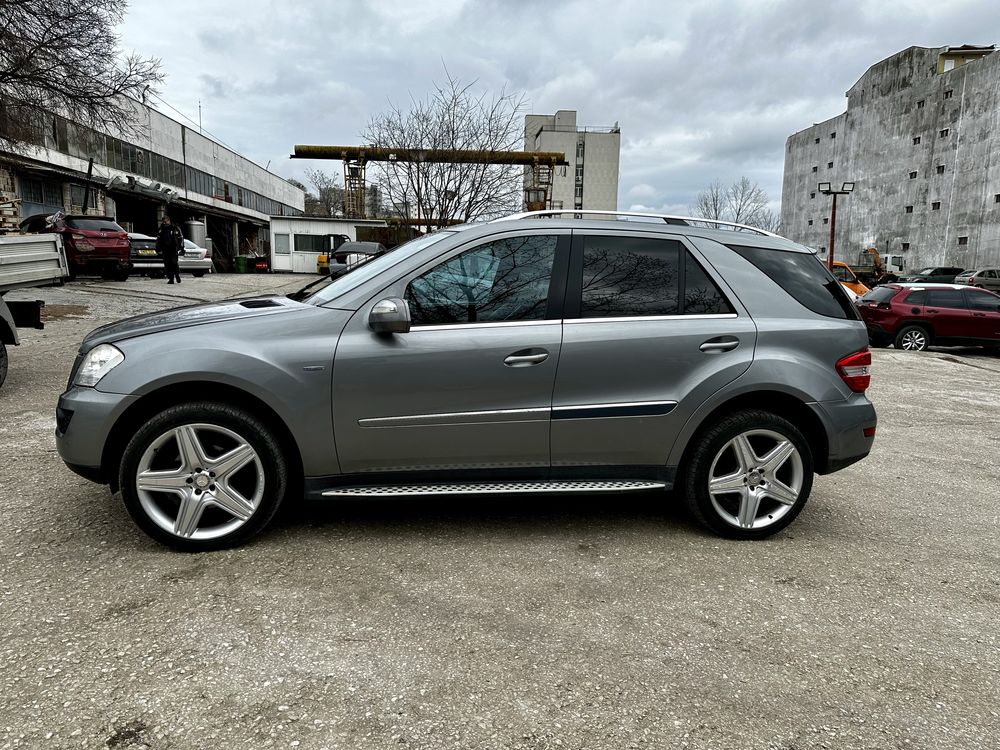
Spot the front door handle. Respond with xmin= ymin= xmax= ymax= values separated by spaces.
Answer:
xmin=504 ymin=348 xmax=549 ymax=367
xmin=700 ymin=337 xmax=740 ymax=354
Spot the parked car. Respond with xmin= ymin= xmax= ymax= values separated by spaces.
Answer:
xmin=20 ymin=213 xmax=130 ymax=280
xmin=900 ymin=266 xmax=965 ymax=284
xmin=56 ymin=211 xmax=877 ymax=550
xmin=128 ymin=233 xmax=163 ymax=277
xmin=857 ymin=283 xmax=1000 ymax=350
xmin=179 ymin=239 xmax=212 ymax=277
xmin=954 ymin=268 xmax=1000 ymax=291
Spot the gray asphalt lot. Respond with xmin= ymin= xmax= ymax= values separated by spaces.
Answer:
xmin=1 ymin=275 xmax=998 ymax=749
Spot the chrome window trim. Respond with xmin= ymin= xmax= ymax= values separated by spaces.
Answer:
xmin=565 ymin=313 xmax=738 ymax=324
xmin=411 ymin=320 xmax=561 ymax=332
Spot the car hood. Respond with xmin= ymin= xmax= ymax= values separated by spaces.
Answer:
xmin=80 ymin=295 xmax=309 ymax=351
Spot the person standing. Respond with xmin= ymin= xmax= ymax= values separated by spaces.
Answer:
xmin=157 ymin=215 xmax=182 ymax=284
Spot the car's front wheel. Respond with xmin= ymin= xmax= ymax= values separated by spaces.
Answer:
xmin=119 ymin=402 xmax=288 ymax=551
xmin=0 ymin=342 xmax=8 ymax=389
xmin=683 ymin=410 xmax=814 ymax=539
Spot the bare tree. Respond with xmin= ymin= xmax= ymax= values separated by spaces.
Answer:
xmin=754 ymin=208 xmax=782 ymax=234
xmin=0 ymin=0 xmax=163 ymax=150
xmin=363 ymin=72 xmax=526 ymax=230
xmin=304 ymin=168 xmax=344 ymax=217
xmin=694 ymin=179 xmax=727 ymax=220
xmin=694 ymin=176 xmax=776 ymax=231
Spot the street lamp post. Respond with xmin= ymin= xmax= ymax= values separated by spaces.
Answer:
xmin=817 ymin=181 xmax=855 ymax=270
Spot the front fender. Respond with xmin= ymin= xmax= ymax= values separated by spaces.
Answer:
xmin=95 ymin=307 xmax=349 ymax=476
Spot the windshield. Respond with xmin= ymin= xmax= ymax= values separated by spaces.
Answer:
xmin=65 ymin=217 xmax=125 ymax=232
xmin=303 ymin=231 xmax=457 ymax=305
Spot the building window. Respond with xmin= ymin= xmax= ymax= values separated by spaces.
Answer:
xmin=940 ymin=128 xmax=950 ymax=137
xmin=812 ymin=165 xmax=818 ymax=173
xmin=902 ymin=242 xmax=910 ymax=250
xmin=808 ymin=220 xmax=813 ymax=226
xmin=70 ymin=184 xmax=97 ymax=209
xmin=810 ymin=192 xmax=815 ymax=199
xmin=995 ymin=194 xmax=1000 ymax=203
xmin=931 ymin=201 xmax=941 ymax=210
xmin=576 ymin=140 xmax=585 ymax=159
xmin=575 ymin=165 xmax=584 ymax=182
xmin=958 ymin=236 xmax=969 ymax=246
xmin=814 ymin=137 xmax=820 ymax=144
xmin=937 ymin=165 xmax=945 ymax=175
xmin=830 ymin=132 xmax=836 ymax=139
xmin=822 ymin=217 xmax=829 ymax=224
xmin=944 ymin=90 xmax=953 ymax=99
xmin=905 ymin=205 xmax=914 ymax=214
xmin=917 ymin=100 xmax=925 ymax=109
xmin=913 ymin=136 xmax=921 ymax=145
xmin=574 ymin=185 xmax=583 ymax=199
xmin=827 ymin=161 xmax=834 ymax=169
xmin=273 ymin=234 xmax=290 ymax=254
xmin=909 ymin=171 xmax=917 ymax=179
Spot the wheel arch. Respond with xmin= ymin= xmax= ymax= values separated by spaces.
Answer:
xmin=101 ymin=381 xmax=304 ymax=492
xmin=674 ymin=390 xmax=831 ymax=474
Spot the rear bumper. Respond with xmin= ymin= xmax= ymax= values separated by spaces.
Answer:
xmin=809 ymin=395 xmax=877 ymax=475
xmin=179 ymin=258 xmax=212 ymax=273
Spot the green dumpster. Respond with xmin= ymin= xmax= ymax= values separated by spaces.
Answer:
xmin=233 ymin=255 xmax=248 ymax=274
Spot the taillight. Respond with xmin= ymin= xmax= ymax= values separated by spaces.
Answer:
xmin=837 ymin=349 xmax=871 ymax=393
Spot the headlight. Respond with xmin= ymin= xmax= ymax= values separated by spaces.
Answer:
xmin=75 ymin=344 xmax=124 ymax=387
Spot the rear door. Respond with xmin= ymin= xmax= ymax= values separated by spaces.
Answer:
xmin=964 ymin=289 xmax=1000 ymax=341
xmin=550 ymin=231 xmax=755 ymax=470
xmin=984 ymin=269 xmax=1000 ymax=292
xmin=924 ymin=288 xmax=972 ymax=339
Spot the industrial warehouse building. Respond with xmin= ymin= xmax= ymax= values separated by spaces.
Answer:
xmin=0 ymin=98 xmax=304 ymax=264
xmin=782 ymin=45 xmax=1000 ymax=272
xmin=524 ymin=110 xmax=620 ymax=212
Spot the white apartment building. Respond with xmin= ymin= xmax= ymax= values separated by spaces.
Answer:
xmin=524 ymin=110 xmax=620 ymax=211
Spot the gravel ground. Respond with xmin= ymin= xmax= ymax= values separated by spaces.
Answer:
xmin=1 ymin=275 xmax=998 ymax=749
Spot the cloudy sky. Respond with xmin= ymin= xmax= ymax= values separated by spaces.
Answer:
xmin=120 ymin=0 xmax=998 ymax=214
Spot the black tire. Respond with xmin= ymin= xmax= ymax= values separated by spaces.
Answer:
xmin=894 ymin=324 xmax=931 ymax=351
xmin=113 ymin=270 xmax=130 ymax=282
xmin=192 ymin=272 xmax=205 ymax=278
xmin=119 ymin=402 xmax=289 ymax=551
xmin=682 ymin=409 xmax=814 ymax=540
xmin=0 ymin=342 xmax=8 ymax=389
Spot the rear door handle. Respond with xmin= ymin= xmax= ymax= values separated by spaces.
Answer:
xmin=504 ymin=348 xmax=549 ymax=367
xmin=700 ymin=337 xmax=740 ymax=353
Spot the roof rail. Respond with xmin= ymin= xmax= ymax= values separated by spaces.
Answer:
xmin=491 ymin=209 xmax=780 ymax=238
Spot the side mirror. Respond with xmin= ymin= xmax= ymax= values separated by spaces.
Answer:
xmin=368 ymin=297 xmax=411 ymax=334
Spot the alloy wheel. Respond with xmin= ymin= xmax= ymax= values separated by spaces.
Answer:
xmin=135 ymin=423 xmax=265 ymax=540
xmin=900 ymin=330 xmax=927 ymax=351
xmin=707 ymin=429 xmax=804 ymax=530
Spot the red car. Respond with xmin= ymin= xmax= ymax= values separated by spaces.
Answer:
xmin=20 ymin=213 xmax=131 ymax=281
xmin=857 ymin=283 xmax=1000 ymax=351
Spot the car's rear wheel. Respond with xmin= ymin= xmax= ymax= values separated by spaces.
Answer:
xmin=119 ymin=402 xmax=288 ymax=551
xmin=895 ymin=325 xmax=930 ymax=351
xmin=192 ymin=271 xmax=206 ymax=278
xmin=683 ymin=410 xmax=814 ymax=539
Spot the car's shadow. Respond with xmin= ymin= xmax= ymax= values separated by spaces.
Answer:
xmin=274 ymin=490 xmax=702 ymax=538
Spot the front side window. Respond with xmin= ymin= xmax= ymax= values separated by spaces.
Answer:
xmin=966 ymin=290 xmax=1000 ymax=311
xmin=406 ymin=235 xmax=556 ymax=326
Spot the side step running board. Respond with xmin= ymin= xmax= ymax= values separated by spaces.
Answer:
xmin=321 ymin=479 xmax=666 ymax=498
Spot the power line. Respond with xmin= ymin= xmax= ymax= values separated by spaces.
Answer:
xmin=145 ymin=89 xmax=234 ymax=150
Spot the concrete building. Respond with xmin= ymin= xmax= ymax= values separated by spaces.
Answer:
xmin=0 ymin=98 xmax=304 ymax=262
xmin=782 ymin=45 xmax=1000 ymax=272
xmin=524 ymin=110 xmax=620 ymax=212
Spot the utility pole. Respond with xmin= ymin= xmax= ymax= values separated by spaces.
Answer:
xmin=818 ymin=181 xmax=855 ymax=270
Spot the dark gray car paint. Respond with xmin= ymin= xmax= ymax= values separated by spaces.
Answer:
xmin=56 ymin=218 xmax=876 ymax=490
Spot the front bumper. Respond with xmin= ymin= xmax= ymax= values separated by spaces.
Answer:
xmin=55 ymin=386 xmax=136 ymax=484
xmin=809 ymin=394 xmax=877 ymax=474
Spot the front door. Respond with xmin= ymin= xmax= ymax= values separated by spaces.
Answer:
xmin=332 ymin=232 xmax=569 ymax=475
xmin=550 ymin=231 xmax=755 ymax=469
xmin=965 ymin=288 xmax=1000 ymax=341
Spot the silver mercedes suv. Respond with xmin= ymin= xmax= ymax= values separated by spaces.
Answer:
xmin=56 ymin=211 xmax=876 ymax=550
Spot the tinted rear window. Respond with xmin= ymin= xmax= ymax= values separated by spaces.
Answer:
xmin=728 ymin=245 xmax=858 ymax=319
xmin=66 ymin=218 xmax=125 ymax=232
xmin=861 ymin=286 xmax=897 ymax=304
